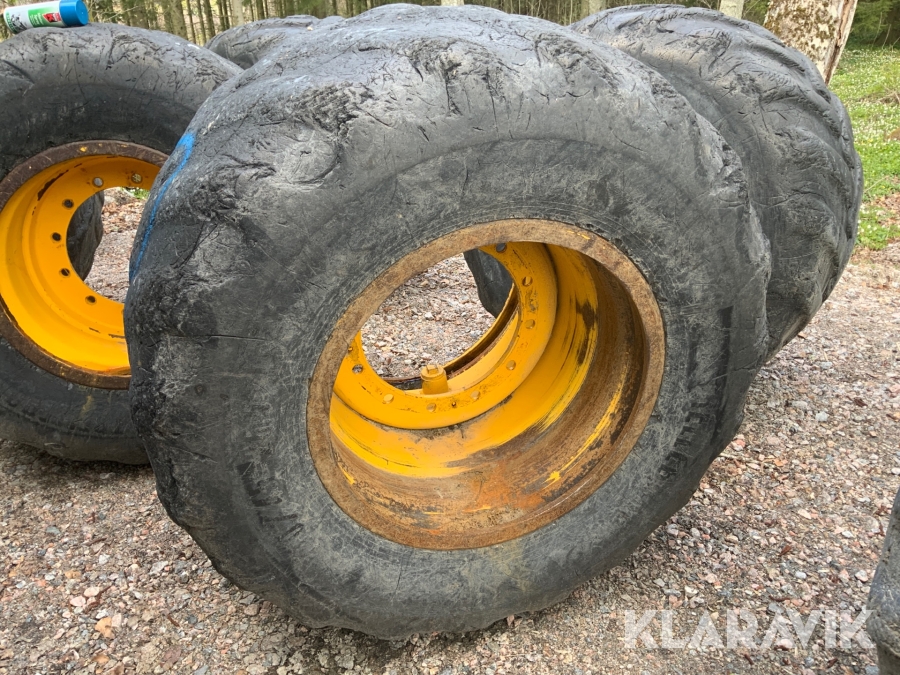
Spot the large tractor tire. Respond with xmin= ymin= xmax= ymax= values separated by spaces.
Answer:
xmin=572 ymin=5 xmax=862 ymax=359
xmin=126 ymin=5 xmax=770 ymax=637
xmin=205 ymin=15 xmax=343 ymax=69
xmin=0 ymin=24 xmax=241 ymax=463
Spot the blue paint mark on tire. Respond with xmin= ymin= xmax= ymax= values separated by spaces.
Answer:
xmin=130 ymin=132 xmax=194 ymax=282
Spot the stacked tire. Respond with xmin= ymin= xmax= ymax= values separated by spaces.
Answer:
xmin=572 ymin=6 xmax=862 ymax=359
xmin=205 ymin=15 xmax=343 ymax=69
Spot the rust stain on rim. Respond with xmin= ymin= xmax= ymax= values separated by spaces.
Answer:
xmin=307 ymin=219 xmax=665 ymax=550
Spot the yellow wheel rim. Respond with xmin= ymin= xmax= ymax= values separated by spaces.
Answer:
xmin=308 ymin=219 xmax=666 ymax=550
xmin=0 ymin=141 xmax=166 ymax=389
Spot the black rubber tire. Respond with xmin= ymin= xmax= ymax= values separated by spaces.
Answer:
xmin=571 ymin=5 xmax=863 ymax=359
xmin=0 ymin=24 xmax=241 ymax=463
xmin=869 ymin=487 xmax=900 ymax=674
xmin=127 ymin=5 xmax=769 ymax=637
xmin=204 ymin=15 xmax=343 ymax=69
xmin=461 ymin=249 xmax=512 ymax=318
xmin=67 ymin=193 xmax=105 ymax=280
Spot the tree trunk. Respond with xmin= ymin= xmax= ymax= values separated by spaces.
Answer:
xmin=202 ymin=0 xmax=216 ymax=38
xmin=185 ymin=0 xmax=197 ymax=42
xmin=121 ymin=0 xmax=144 ymax=26
xmin=719 ymin=0 xmax=744 ymax=18
xmin=173 ymin=0 xmax=188 ymax=37
xmin=159 ymin=0 xmax=188 ymax=37
xmin=581 ymin=0 xmax=606 ymax=19
xmin=93 ymin=0 xmax=117 ymax=23
xmin=195 ymin=0 xmax=208 ymax=42
xmin=217 ymin=0 xmax=230 ymax=31
xmin=230 ymin=0 xmax=243 ymax=25
xmin=147 ymin=0 xmax=160 ymax=30
xmin=159 ymin=0 xmax=175 ymax=33
xmin=764 ymin=0 xmax=858 ymax=83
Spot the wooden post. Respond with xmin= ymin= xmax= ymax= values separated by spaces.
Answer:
xmin=764 ymin=0 xmax=858 ymax=83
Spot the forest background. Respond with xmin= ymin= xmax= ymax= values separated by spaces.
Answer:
xmin=2 ymin=0 xmax=900 ymax=248
xmin=0 ymin=0 xmax=897 ymax=47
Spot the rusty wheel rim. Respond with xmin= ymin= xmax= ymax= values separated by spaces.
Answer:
xmin=308 ymin=219 xmax=665 ymax=550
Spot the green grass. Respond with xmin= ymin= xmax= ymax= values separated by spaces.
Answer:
xmin=125 ymin=187 xmax=151 ymax=200
xmin=831 ymin=48 xmax=900 ymax=248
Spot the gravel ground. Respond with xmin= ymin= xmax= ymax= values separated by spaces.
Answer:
xmin=1 ymin=199 xmax=898 ymax=674
xmin=82 ymin=190 xmax=144 ymax=304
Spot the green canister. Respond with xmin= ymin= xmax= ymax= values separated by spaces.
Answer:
xmin=3 ymin=0 xmax=89 ymax=34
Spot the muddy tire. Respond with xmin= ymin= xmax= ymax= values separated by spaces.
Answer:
xmin=869 ymin=487 xmax=900 ymax=673
xmin=0 ymin=24 xmax=240 ymax=462
xmin=127 ymin=5 xmax=769 ymax=637
xmin=205 ymin=15 xmax=342 ymax=69
xmin=572 ymin=5 xmax=862 ymax=358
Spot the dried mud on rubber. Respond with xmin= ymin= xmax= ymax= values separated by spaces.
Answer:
xmin=1 ymin=217 xmax=899 ymax=673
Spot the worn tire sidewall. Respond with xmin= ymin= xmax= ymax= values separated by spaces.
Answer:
xmin=131 ymin=148 xmax=767 ymax=636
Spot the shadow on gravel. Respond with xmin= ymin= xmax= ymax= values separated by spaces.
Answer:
xmin=0 ymin=438 xmax=153 ymax=490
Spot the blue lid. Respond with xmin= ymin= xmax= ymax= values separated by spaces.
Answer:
xmin=59 ymin=0 xmax=89 ymax=27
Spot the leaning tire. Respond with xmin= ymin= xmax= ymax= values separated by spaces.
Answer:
xmin=0 ymin=24 xmax=240 ymax=463
xmin=869 ymin=487 xmax=900 ymax=674
xmin=67 ymin=193 xmax=105 ymax=280
xmin=572 ymin=6 xmax=862 ymax=358
xmin=461 ymin=249 xmax=512 ymax=318
xmin=205 ymin=15 xmax=342 ymax=69
xmin=127 ymin=5 xmax=769 ymax=637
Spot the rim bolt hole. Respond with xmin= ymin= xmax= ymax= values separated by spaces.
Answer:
xmin=131 ymin=173 xmax=143 ymax=184
xmin=524 ymin=319 xmax=535 ymax=329
xmin=352 ymin=364 xmax=363 ymax=374
xmin=426 ymin=403 xmax=437 ymax=412
xmin=495 ymin=243 xmax=507 ymax=253
xmin=522 ymin=276 xmax=533 ymax=287
xmin=506 ymin=360 xmax=516 ymax=371
xmin=92 ymin=177 xmax=104 ymax=188
xmin=60 ymin=269 xmax=70 ymax=277
xmin=62 ymin=199 xmax=74 ymax=209
xmin=86 ymin=296 xmax=96 ymax=305
xmin=383 ymin=394 xmax=394 ymax=404
xmin=51 ymin=232 xmax=61 ymax=242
